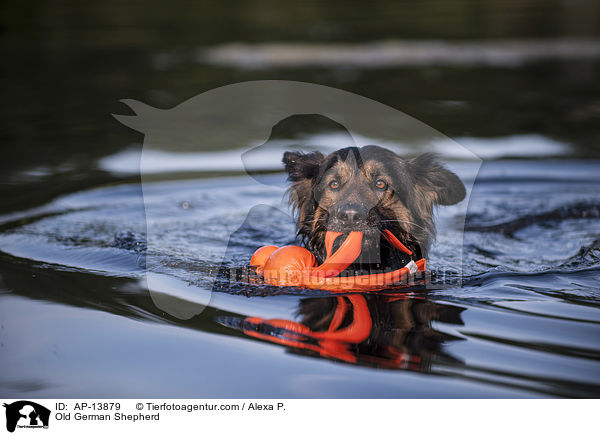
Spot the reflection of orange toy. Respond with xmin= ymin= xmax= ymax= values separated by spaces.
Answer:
xmin=250 ymin=231 xmax=426 ymax=291
xmin=241 ymin=295 xmax=422 ymax=369
xmin=243 ymin=295 xmax=371 ymax=363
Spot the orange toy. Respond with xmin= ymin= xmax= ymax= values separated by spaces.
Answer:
xmin=250 ymin=230 xmax=426 ymax=291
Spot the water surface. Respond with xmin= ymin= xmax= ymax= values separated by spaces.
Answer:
xmin=2 ymin=0 xmax=600 ymax=399
xmin=1 ymin=158 xmax=599 ymax=398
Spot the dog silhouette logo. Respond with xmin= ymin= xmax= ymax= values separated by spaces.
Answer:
xmin=3 ymin=401 xmax=50 ymax=433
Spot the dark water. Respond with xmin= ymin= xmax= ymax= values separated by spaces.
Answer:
xmin=1 ymin=158 xmax=599 ymax=398
xmin=2 ymin=0 xmax=600 ymax=398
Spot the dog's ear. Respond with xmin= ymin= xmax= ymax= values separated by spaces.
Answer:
xmin=283 ymin=151 xmax=325 ymax=225
xmin=410 ymin=153 xmax=466 ymax=205
xmin=283 ymin=151 xmax=325 ymax=181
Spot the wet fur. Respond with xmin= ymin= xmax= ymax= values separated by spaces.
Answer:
xmin=283 ymin=146 xmax=465 ymax=271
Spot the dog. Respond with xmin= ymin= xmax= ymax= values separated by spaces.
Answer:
xmin=282 ymin=146 xmax=465 ymax=275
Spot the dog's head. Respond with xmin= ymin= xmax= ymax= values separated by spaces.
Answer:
xmin=283 ymin=146 xmax=465 ymax=270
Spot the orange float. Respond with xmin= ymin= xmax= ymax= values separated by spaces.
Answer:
xmin=250 ymin=230 xmax=426 ymax=291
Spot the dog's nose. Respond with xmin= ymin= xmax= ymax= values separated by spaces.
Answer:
xmin=338 ymin=204 xmax=367 ymax=225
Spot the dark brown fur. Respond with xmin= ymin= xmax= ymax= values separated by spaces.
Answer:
xmin=283 ymin=146 xmax=465 ymax=271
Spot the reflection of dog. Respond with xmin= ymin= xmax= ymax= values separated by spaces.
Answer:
xmin=283 ymin=146 xmax=465 ymax=273
xmin=219 ymin=294 xmax=465 ymax=371
xmin=296 ymin=295 xmax=465 ymax=370
xmin=3 ymin=401 xmax=51 ymax=433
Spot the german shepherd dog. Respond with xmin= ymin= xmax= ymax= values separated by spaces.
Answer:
xmin=283 ymin=146 xmax=466 ymax=275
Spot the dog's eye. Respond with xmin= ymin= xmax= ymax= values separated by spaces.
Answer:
xmin=375 ymin=179 xmax=387 ymax=190
xmin=329 ymin=180 xmax=340 ymax=190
